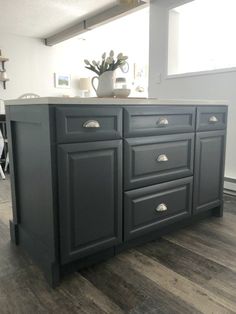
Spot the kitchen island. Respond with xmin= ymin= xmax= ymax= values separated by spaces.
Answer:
xmin=5 ymin=97 xmax=228 ymax=287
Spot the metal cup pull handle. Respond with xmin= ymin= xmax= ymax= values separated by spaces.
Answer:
xmin=157 ymin=154 xmax=168 ymax=162
xmin=157 ymin=117 xmax=169 ymax=127
xmin=156 ymin=203 xmax=168 ymax=212
xmin=209 ymin=116 xmax=218 ymax=123
xmin=83 ymin=120 xmax=100 ymax=128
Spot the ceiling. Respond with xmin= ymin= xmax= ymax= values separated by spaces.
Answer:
xmin=0 ymin=0 xmax=118 ymax=38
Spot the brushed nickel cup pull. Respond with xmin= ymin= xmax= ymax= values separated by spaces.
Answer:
xmin=157 ymin=117 xmax=169 ymax=127
xmin=157 ymin=154 xmax=168 ymax=162
xmin=83 ymin=120 xmax=100 ymax=128
xmin=156 ymin=203 xmax=168 ymax=212
xmin=209 ymin=116 xmax=218 ymax=123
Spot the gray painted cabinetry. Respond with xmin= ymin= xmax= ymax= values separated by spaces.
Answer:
xmin=58 ymin=140 xmax=122 ymax=264
xmin=6 ymin=103 xmax=227 ymax=286
xmin=194 ymin=130 xmax=226 ymax=215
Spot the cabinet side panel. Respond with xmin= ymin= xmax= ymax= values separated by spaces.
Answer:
xmin=6 ymin=105 xmax=57 ymax=267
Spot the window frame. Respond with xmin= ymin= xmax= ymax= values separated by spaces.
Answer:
xmin=166 ymin=2 xmax=236 ymax=79
xmin=166 ymin=67 xmax=236 ymax=79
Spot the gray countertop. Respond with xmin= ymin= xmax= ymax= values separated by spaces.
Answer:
xmin=5 ymin=97 xmax=229 ymax=106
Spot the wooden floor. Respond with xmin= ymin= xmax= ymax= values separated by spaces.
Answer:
xmin=1 ymin=177 xmax=236 ymax=314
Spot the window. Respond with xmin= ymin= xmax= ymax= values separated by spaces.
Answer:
xmin=168 ymin=0 xmax=236 ymax=76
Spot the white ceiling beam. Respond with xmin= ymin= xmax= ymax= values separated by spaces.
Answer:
xmin=86 ymin=1 xmax=147 ymax=30
xmin=119 ymin=0 xmax=144 ymax=4
xmin=45 ymin=21 xmax=86 ymax=46
xmin=45 ymin=0 xmax=148 ymax=46
xmin=154 ymin=0 xmax=193 ymax=8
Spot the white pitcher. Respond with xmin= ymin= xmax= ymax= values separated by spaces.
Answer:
xmin=92 ymin=71 xmax=115 ymax=97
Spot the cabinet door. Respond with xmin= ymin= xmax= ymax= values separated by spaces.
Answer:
xmin=193 ymin=131 xmax=226 ymax=214
xmin=58 ymin=140 xmax=122 ymax=264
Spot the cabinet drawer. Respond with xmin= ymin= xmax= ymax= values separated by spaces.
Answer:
xmin=124 ymin=177 xmax=192 ymax=240
xmin=124 ymin=133 xmax=194 ymax=190
xmin=196 ymin=106 xmax=227 ymax=131
xmin=124 ymin=106 xmax=195 ymax=137
xmin=56 ymin=106 xmax=122 ymax=143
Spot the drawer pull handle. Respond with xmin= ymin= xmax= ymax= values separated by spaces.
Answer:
xmin=83 ymin=120 xmax=100 ymax=128
xmin=157 ymin=117 xmax=169 ymax=127
xmin=209 ymin=116 xmax=218 ymax=123
xmin=156 ymin=203 xmax=168 ymax=212
xmin=157 ymin=154 xmax=168 ymax=162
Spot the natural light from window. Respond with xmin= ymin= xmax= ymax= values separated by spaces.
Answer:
xmin=73 ymin=7 xmax=149 ymax=96
xmin=168 ymin=0 xmax=236 ymax=76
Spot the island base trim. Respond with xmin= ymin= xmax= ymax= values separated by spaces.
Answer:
xmin=9 ymin=220 xmax=19 ymax=245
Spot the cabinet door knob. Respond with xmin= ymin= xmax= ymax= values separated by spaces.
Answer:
xmin=157 ymin=117 xmax=169 ymax=127
xmin=209 ymin=116 xmax=218 ymax=123
xmin=156 ymin=203 xmax=168 ymax=212
xmin=157 ymin=154 xmax=168 ymax=162
xmin=83 ymin=120 xmax=100 ymax=128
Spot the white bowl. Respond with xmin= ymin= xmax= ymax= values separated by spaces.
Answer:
xmin=113 ymin=88 xmax=131 ymax=98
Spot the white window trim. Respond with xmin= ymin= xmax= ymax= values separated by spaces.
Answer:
xmin=166 ymin=67 xmax=236 ymax=80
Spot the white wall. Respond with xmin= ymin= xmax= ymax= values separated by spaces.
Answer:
xmin=149 ymin=0 xmax=236 ymax=181
xmin=70 ymin=7 xmax=150 ymax=97
xmin=0 ymin=7 xmax=149 ymax=102
xmin=0 ymin=32 xmax=85 ymax=100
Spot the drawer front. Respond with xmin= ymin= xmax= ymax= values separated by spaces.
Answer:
xmin=124 ymin=106 xmax=195 ymax=137
xmin=56 ymin=106 xmax=122 ymax=143
xmin=196 ymin=106 xmax=227 ymax=131
xmin=124 ymin=133 xmax=194 ymax=190
xmin=124 ymin=177 xmax=193 ymax=240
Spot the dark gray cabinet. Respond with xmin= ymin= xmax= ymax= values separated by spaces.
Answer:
xmin=124 ymin=177 xmax=193 ymax=240
xmin=124 ymin=106 xmax=195 ymax=137
xmin=6 ymin=102 xmax=227 ymax=287
xmin=193 ymin=130 xmax=226 ymax=214
xmin=124 ymin=133 xmax=194 ymax=189
xmin=56 ymin=106 xmax=122 ymax=143
xmin=58 ymin=140 xmax=122 ymax=264
xmin=196 ymin=106 xmax=227 ymax=131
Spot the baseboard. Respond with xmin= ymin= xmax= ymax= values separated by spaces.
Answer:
xmin=224 ymin=177 xmax=236 ymax=194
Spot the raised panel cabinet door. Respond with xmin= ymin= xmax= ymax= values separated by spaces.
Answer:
xmin=193 ymin=130 xmax=226 ymax=214
xmin=58 ymin=140 xmax=122 ymax=264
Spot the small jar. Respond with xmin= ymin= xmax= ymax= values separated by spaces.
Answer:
xmin=114 ymin=77 xmax=127 ymax=90
xmin=113 ymin=77 xmax=131 ymax=98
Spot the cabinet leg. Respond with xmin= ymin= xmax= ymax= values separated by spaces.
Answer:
xmin=213 ymin=204 xmax=223 ymax=217
xmin=9 ymin=220 xmax=19 ymax=245
xmin=45 ymin=263 xmax=60 ymax=289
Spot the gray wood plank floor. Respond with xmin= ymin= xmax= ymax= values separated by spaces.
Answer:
xmin=0 ymin=176 xmax=236 ymax=314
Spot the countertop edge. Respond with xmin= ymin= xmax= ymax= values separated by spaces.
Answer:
xmin=4 ymin=97 xmax=229 ymax=106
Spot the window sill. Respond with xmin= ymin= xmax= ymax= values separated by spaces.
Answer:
xmin=166 ymin=67 xmax=236 ymax=79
